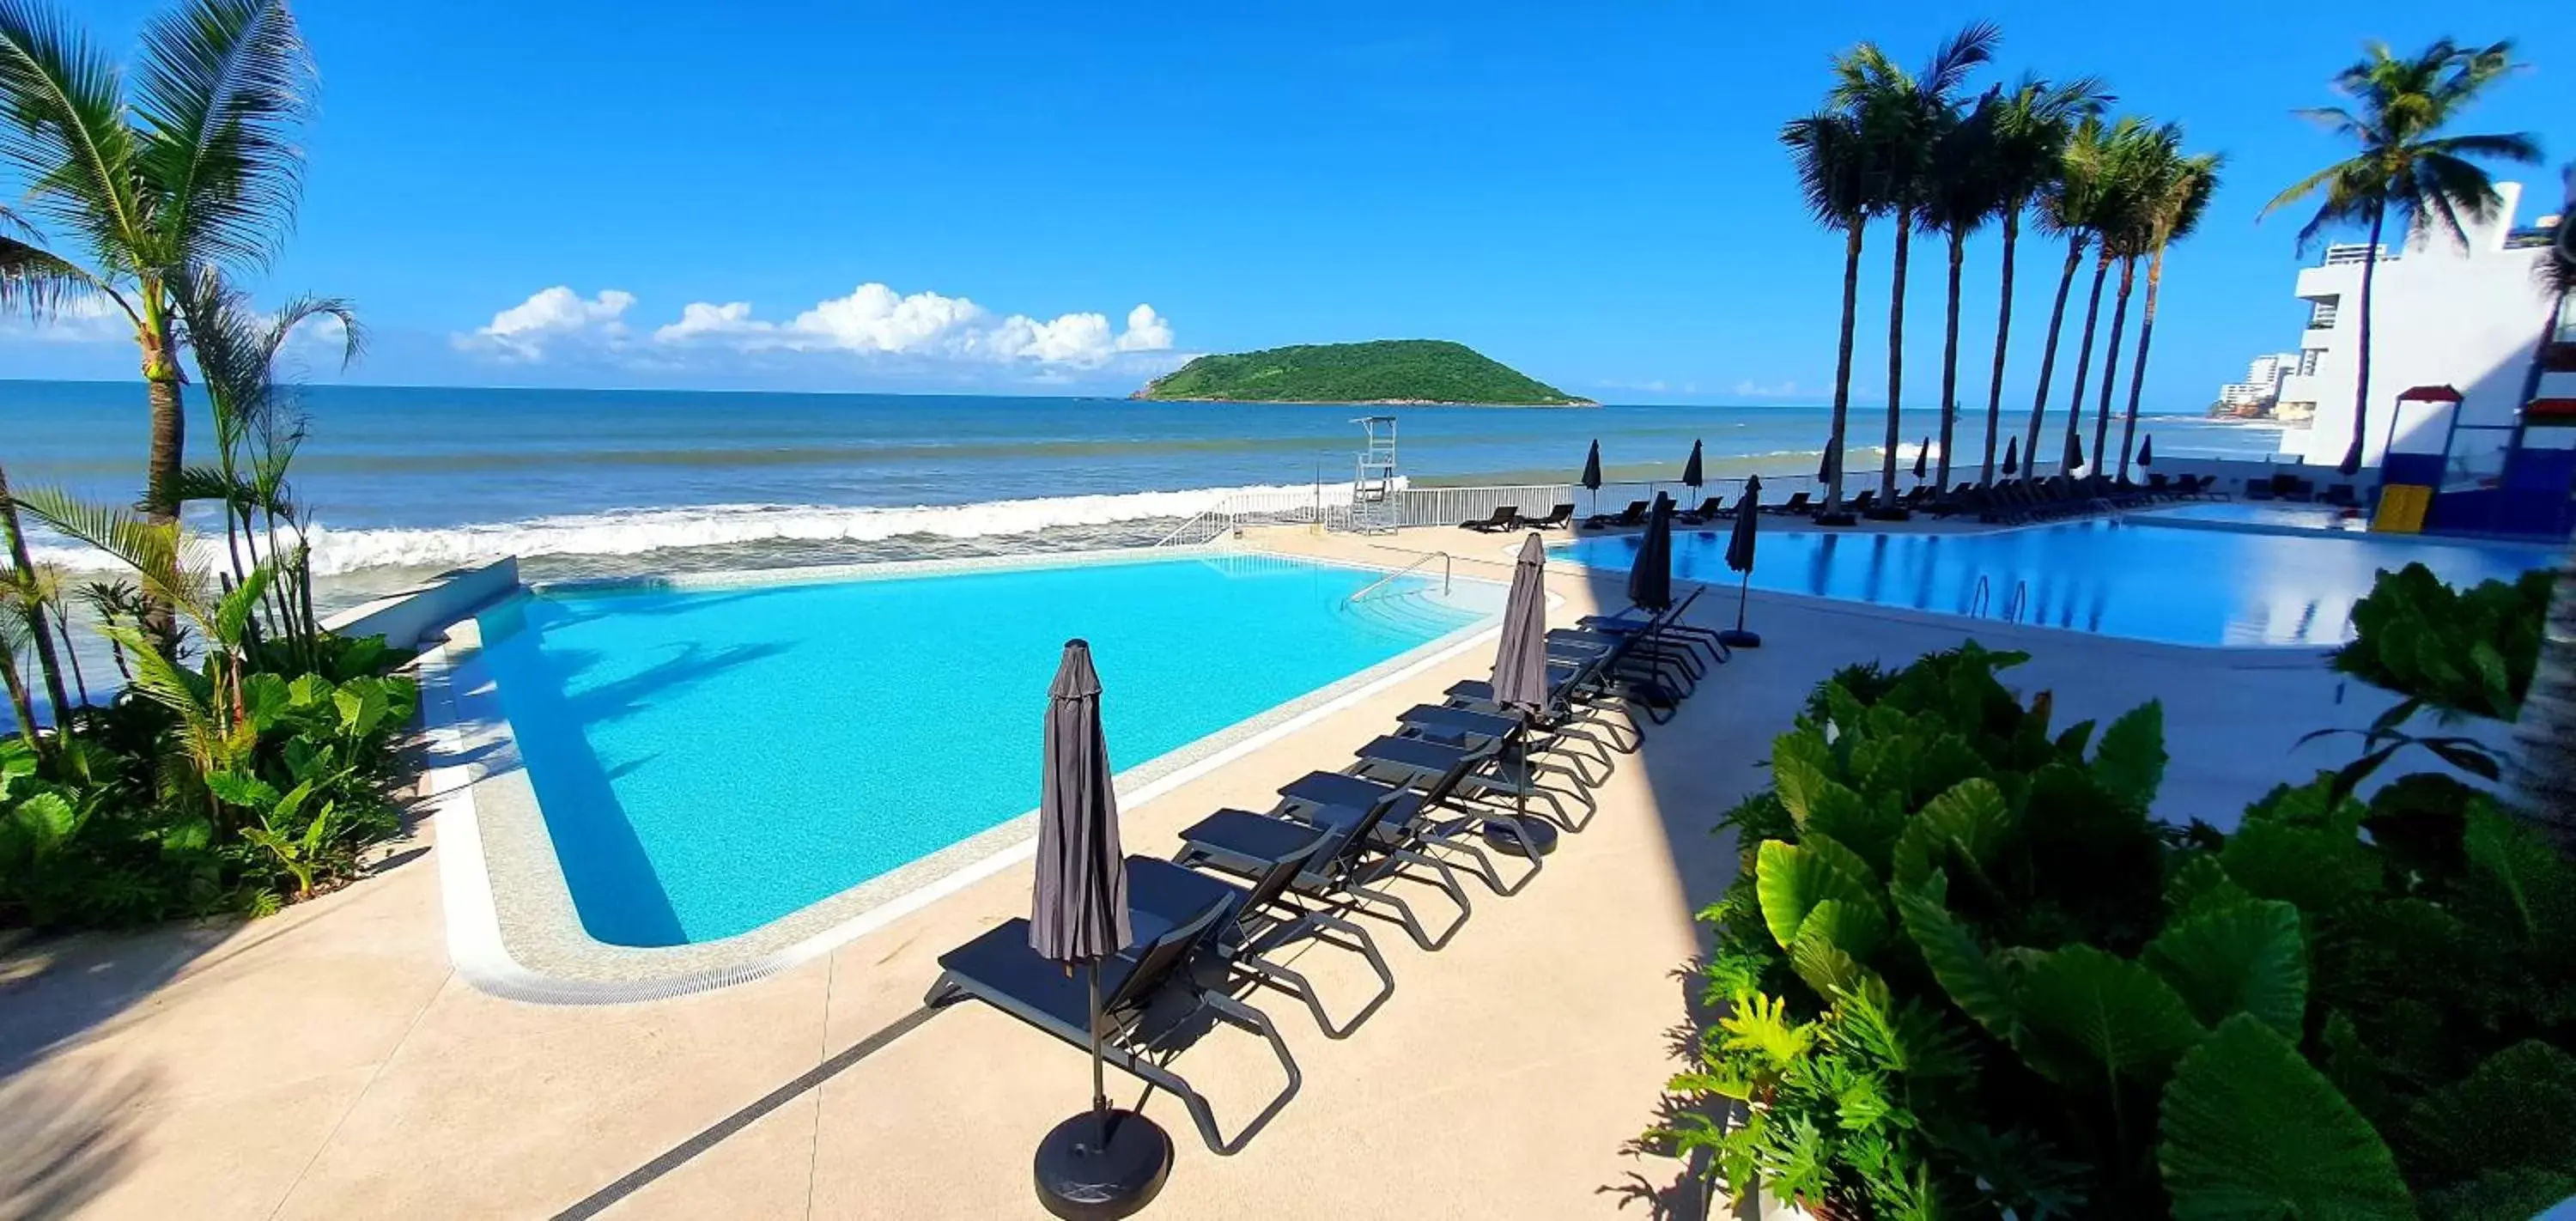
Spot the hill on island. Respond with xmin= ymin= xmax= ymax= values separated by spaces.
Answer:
xmin=1132 ymin=339 xmax=1595 ymax=406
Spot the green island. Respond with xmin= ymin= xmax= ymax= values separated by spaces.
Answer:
xmin=1131 ymin=339 xmax=1595 ymax=406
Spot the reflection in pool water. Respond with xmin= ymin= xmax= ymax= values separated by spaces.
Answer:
xmin=1559 ymin=518 xmax=2554 ymax=648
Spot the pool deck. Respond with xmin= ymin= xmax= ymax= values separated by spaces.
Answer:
xmin=0 ymin=525 xmax=2415 ymax=1220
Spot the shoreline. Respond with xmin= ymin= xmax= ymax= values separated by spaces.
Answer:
xmin=1128 ymin=394 xmax=1601 ymax=407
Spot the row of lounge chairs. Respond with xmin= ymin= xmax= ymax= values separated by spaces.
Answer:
xmin=1460 ymin=503 xmax=1576 ymax=532
xmin=1935 ymin=473 xmax=2224 ymax=525
xmin=923 ymin=590 xmax=1727 ymax=1155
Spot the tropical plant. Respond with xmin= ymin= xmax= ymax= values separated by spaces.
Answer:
xmin=1978 ymin=76 xmax=2108 ymax=487
xmin=1782 ymin=107 xmax=1875 ymax=522
xmin=2262 ymin=38 xmax=2540 ymax=474
xmin=2023 ymin=116 xmax=2115 ymax=476
xmin=0 ymin=0 xmax=319 ymax=536
xmin=2115 ymin=145 xmax=2221 ymax=480
xmin=2085 ymin=121 xmax=2184 ymax=478
xmin=2050 ymin=118 xmax=2159 ymax=476
xmin=1918 ymin=92 xmax=2001 ymax=495
xmin=1828 ymin=22 xmax=2000 ymax=513
xmin=1656 ymin=642 xmax=2576 ymax=1218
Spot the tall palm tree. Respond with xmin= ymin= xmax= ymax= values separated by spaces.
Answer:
xmin=0 ymin=0 xmax=319 ymax=531
xmin=1781 ymin=109 xmax=1875 ymax=523
xmin=2262 ymin=39 xmax=2538 ymax=475
xmin=2117 ymin=146 xmax=2222 ymax=479
xmin=0 ymin=208 xmax=81 ymax=725
xmin=1918 ymin=93 xmax=2002 ymax=493
xmin=2023 ymin=116 xmax=2114 ymax=476
xmin=2511 ymin=169 xmax=2574 ymax=852
xmin=1830 ymin=22 xmax=2000 ymax=513
xmin=2087 ymin=122 xmax=2179 ymax=477
xmin=1979 ymin=75 xmax=2108 ymax=486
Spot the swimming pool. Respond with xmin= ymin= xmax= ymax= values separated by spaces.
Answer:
xmin=1560 ymin=519 xmax=2553 ymax=648
xmin=473 ymin=553 xmax=1492 ymax=946
xmin=2139 ymin=501 xmax=2368 ymax=534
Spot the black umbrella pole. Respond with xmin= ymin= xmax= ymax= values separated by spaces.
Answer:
xmin=1091 ymin=963 xmax=1109 ymax=1128
xmin=1719 ymin=570 xmax=1762 ymax=648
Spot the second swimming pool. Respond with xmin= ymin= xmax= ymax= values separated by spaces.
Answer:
xmin=1560 ymin=517 xmax=2553 ymax=648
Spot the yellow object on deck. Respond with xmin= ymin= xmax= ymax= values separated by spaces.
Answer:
xmin=2372 ymin=483 xmax=2431 ymax=533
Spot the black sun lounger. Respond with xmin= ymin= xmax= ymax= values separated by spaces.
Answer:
xmin=1127 ymin=831 xmax=1394 ymax=1041
xmin=1460 ymin=505 xmax=1520 ymax=532
xmin=924 ymin=883 xmax=1298 ymax=1155
xmin=1583 ymin=500 xmax=1650 ymax=529
xmin=1520 ymin=503 xmax=1576 ymax=530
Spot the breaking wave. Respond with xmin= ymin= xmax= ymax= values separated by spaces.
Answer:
xmin=23 ymin=482 xmax=1370 ymax=576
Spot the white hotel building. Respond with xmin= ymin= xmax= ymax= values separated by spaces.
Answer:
xmin=2263 ymin=179 xmax=2573 ymax=477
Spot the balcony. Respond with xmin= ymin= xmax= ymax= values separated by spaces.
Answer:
xmin=2321 ymin=243 xmax=2395 ymax=266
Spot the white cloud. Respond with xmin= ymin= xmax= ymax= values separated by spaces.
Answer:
xmin=0 ymin=295 xmax=128 ymax=343
xmin=1114 ymin=304 xmax=1173 ymax=352
xmin=463 ymin=286 xmax=635 ymax=359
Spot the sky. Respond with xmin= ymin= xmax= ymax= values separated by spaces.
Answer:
xmin=1 ymin=0 xmax=2567 ymax=408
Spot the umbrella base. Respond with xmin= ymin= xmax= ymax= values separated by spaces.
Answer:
xmin=1483 ymin=817 xmax=1561 ymax=858
xmin=1716 ymin=629 xmax=1762 ymax=649
xmin=1035 ymin=1109 xmax=1172 ymax=1220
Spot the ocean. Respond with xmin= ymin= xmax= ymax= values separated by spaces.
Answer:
xmin=7 ymin=380 xmax=2286 ymax=608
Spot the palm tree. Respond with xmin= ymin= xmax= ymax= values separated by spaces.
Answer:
xmin=2023 ymin=116 xmax=2114 ymax=476
xmin=1830 ymin=22 xmax=2001 ymax=513
xmin=2262 ymin=39 xmax=2539 ymax=475
xmin=0 ymin=0 xmax=319 ymax=531
xmin=1781 ymin=109 xmax=1875 ymax=523
xmin=2510 ymin=168 xmax=2574 ymax=851
xmin=2117 ymin=146 xmax=2222 ymax=479
xmin=1978 ymin=76 xmax=2108 ymax=487
xmin=2054 ymin=118 xmax=2158 ymax=475
xmin=1919 ymin=94 xmax=2002 ymax=493
xmin=2087 ymin=122 xmax=2180 ymax=477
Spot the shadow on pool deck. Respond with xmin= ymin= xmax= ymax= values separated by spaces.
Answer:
xmin=0 ymin=1065 xmax=154 ymax=1218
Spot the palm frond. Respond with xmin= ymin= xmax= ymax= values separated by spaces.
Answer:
xmin=9 ymin=483 xmax=211 ymax=628
xmin=0 ymin=0 xmax=147 ymax=269
xmin=0 ymin=210 xmax=120 ymax=322
xmin=2416 ymin=131 xmax=2543 ymax=165
xmin=1780 ymin=109 xmax=1871 ymax=229
xmin=1917 ymin=21 xmax=2000 ymax=100
xmin=263 ymin=291 xmax=362 ymax=370
xmin=131 ymin=0 xmax=314 ymax=270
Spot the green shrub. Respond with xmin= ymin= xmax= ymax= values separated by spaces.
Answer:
xmin=1663 ymin=644 xmax=2576 ymax=1218
xmin=2335 ymin=562 xmax=2553 ymax=722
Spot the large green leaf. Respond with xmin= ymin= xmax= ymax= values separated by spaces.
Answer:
xmin=2090 ymin=700 xmax=2166 ymax=809
xmin=1892 ymin=872 xmax=2020 ymax=1040
xmin=1788 ymin=914 xmax=1882 ymax=1001
xmin=2165 ymin=854 xmax=2254 ymax=920
xmin=2402 ymin=1041 xmax=2576 ymax=1183
xmin=333 ymin=677 xmax=392 ymax=740
xmin=1773 ymin=732 xmax=1840 ymax=823
xmin=2463 ymin=804 xmax=2576 ymax=946
xmin=2220 ymin=818 xmax=2379 ymax=915
xmin=2011 ymin=945 xmax=2205 ymax=1090
xmin=1755 ymin=836 xmax=1880 ymax=950
xmin=2142 ymin=898 xmax=2308 ymax=1035
xmin=240 ymin=671 xmax=291 ymax=732
xmin=1803 ymin=784 xmax=1905 ymax=878
xmin=8 ymin=791 xmax=80 ymax=853
xmin=2159 ymin=1014 xmax=2415 ymax=1220
xmin=204 ymin=771 xmax=280 ymax=811
xmin=1891 ymin=777 xmax=2014 ymax=891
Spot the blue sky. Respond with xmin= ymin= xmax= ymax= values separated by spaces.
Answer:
xmin=3 ymin=0 xmax=2567 ymax=406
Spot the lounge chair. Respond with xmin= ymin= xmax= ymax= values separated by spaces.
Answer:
xmin=1675 ymin=495 xmax=1728 ymax=525
xmin=1762 ymin=489 xmax=1824 ymax=518
xmin=1396 ymin=702 xmax=1611 ymax=791
xmin=1847 ymin=489 xmax=1878 ymax=517
xmin=924 ymin=879 xmax=1297 ymax=1155
xmin=1583 ymin=500 xmax=1650 ymax=530
xmin=1460 ymin=505 xmax=1520 ymax=532
xmin=1176 ymin=745 xmax=1489 ymax=951
xmin=1127 ymin=833 xmax=1394 ymax=1040
xmin=1339 ymin=732 xmax=1578 ymax=866
xmin=1518 ymin=503 xmax=1576 ymax=530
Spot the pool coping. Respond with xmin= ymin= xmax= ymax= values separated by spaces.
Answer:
xmin=420 ymin=542 xmax=1516 ymax=1005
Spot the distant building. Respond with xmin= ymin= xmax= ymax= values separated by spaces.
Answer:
xmin=2265 ymin=180 xmax=2573 ymax=473
xmin=2215 ymin=352 xmax=2299 ymax=414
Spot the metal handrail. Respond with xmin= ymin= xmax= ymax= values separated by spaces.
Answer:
xmin=1153 ymin=506 xmax=1223 ymax=547
xmin=2002 ymin=580 xmax=2029 ymax=623
xmin=1346 ymin=550 xmax=1453 ymax=603
xmin=1969 ymin=574 xmax=1991 ymax=618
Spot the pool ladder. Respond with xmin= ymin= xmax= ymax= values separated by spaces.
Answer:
xmin=1969 ymin=576 xmax=2030 ymax=623
xmin=1346 ymin=550 xmax=1454 ymax=604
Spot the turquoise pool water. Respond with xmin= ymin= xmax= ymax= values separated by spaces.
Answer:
xmin=1561 ymin=519 xmax=2554 ymax=648
xmin=474 ymin=554 xmax=1488 ymax=946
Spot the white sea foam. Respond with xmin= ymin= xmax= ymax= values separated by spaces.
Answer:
xmin=25 ymin=481 xmax=1374 ymax=576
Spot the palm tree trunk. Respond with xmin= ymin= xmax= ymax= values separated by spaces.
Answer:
xmin=1936 ymin=227 xmax=1967 ymax=492
xmin=1824 ymin=222 xmax=1867 ymax=519
xmin=0 ymin=632 xmax=38 ymax=752
xmin=1983 ymin=206 xmax=2022 ymax=486
xmin=2118 ymin=243 xmax=2170 ymax=481
xmin=0 ymin=461 xmax=71 ymax=721
xmin=2511 ymin=538 xmax=2576 ymax=853
xmin=52 ymin=608 xmax=85 ymax=708
xmin=2091 ymin=257 xmax=2138 ymax=479
xmin=2025 ymin=234 xmax=2087 ymax=475
xmin=2060 ymin=249 xmax=2114 ymax=474
xmin=2342 ymin=208 xmax=2384 ymax=476
xmin=1880 ymin=212 xmax=1914 ymax=507
xmin=139 ymin=304 xmax=186 ymax=649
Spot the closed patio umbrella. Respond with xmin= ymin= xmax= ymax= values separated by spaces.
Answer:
xmin=2136 ymin=435 xmax=2154 ymax=467
xmin=1627 ymin=492 xmax=1674 ymax=612
xmin=2064 ymin=428 xmax=2085 ymax=476
xmin=1681 ymin=440 xmax=1704 ymax=490
xmin=2002 ymin=435 xmax=2020 ymax=477
xmin=1719 ymin=476 xmax=1762 ymax=648
xmin=1487 ymin=532 xmax=1558 ymax=858
xmin=1913 ymin=437 xmax=1929 ymax=482
xmin=1580 ymin=440 xmax=1602 ymax=517
xmin=1030 ymin=640 xmax=1166 ymax=1218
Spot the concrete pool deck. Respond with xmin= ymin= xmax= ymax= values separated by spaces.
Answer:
xmin=0 ymin=525 xmax=2413 ymax=1220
